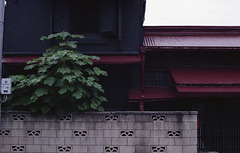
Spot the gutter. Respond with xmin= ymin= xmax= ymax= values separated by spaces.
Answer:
xmin=0 ymin=0 xmax=5 ymax=80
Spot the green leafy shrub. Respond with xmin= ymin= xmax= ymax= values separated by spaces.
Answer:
xmin=6 ymin=32 xmax=107 ymax=116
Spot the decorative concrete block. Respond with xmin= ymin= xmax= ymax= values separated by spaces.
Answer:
xmin=183 ymin=146 xmax=197 ymax=153
xmin=49 ymin=122 xmax=65 ymax=130
xmin=134 ymin=130 xmax=151 ymax=137
xmin=111 ymin=123 xmax=128 ymax=129
xmin=11 ymin=130 xmax=25 ymax=137
xmin=135 ymin=146 xmax=150 ymax=153
xmin=128 ymin=138 xmax=158 ymax=146
xmin=2 ymin=122 xmax=19 ymax=129
xmin=182 ymin=130 xmax=197 ymax=138
xmin=34 ymin=122 xmax=49 ymax=129
xmin=96 ymin=122 xmax=112 ymax=129
xmin=96 ymin=138 xmax=112 ymax=145
xmin=42 ymin=130 xmax=57 ymax=137
xmin=65 ymin=138 xmax=81 ymax=145
xmin=175 ymin=122 xmax=191 ymax=130
xmin=18 ymin=122 xmax=34 ymax=129
xmin=72 ymin=145 xmax=88 ymax=153
xmin=88 ymin=130 xmax=104 ymax=137
xmin=135 ymin=115 xmax=151 ymax=122
xmin=26 ymin=145 xmax=41 ymax=152
xmin=34 ymin=138 xmax=49 ymax=145
xmin=2 ymin=137 xmax=18 ymax=144
xmin=167 ymin=146 xmax=182 ymax=153
xmin=151 ymin=130 xmax=167 ymax=137
xmin=128 ymin=122 xmax=154 ymax=130
xmin=190 ymin=122 xmax=198 ymax=130
xmin=174 ymin=138 xmax=191 ymax=145
xmin=57 ymin=130 xmax=72 ymax=137
xmin=120 ymin=115 xmax=135 ymax=122
xmin=0 ymin=144 xmax=11 ymax=153
xmin=42 ymin=145 xmax=57 ymax=153
xmin=50 ymin=138 xmax=65 ymax=145
xmin=81 ymin=138 xmax=96 ymax=145
xmin=159 ymin=138 xmax=174 ymax=145
xmin=104 ymin=130 xmax=119 ymax=137
xmin=182 ymin=115 xmax=197 ymax=122
xmin=120 ymin=146 xmax=135 ymax=153
xmin=112 ymin=138 xmax=128 ymax=145
xmin=18 ymin=137 xmax=34 ymax=145
xmin=88 ymin=146 xmax=104 ymax=153
xmin=191 ymin=138 xmax=197 ymax=145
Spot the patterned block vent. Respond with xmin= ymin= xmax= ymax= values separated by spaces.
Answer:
xmin=167 ymin=131 xmax=181 ymax=137
xmin=105 ymin=146 xmax=119 ymax=153
xmin=105 ymin=115 xmax=119 ymax=122
xmin=11 ymin=145 xmax=25 ymax=152
xmin=12 ymin=114 xmax=26 ymax=121
xmin=152 ymin=115 xmax=165 ymax=121
xmin=73 ymin=130 xmax=88 ymax=137
xmin=152 ymin=146 xmax=166 ymax=153
xmin=58 ymin=114 xmax=72 ymax=121
xmin=0 ymin=130 xmax=10 ymax=136
xmin=58 ymin=146 xmax=72 ymax=152
xmin=27 ymin=130 xmax=41 ymax=137
xmin=120 ymin=130 xmax=134 ymax=137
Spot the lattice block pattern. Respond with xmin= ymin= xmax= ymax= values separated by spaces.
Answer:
xmin=58 ymin=146 xmax=72 ymax=152
xmin=167 ymin=131 xmax=181 ymax=137
xmin=58 ymin=114 xmax=72 ymax=121
xmin=73 ymin=130 xmax=88 ymax=137
xmin=120 ymin=131 xmax=134 ymax=137
xmin=152 ymin=115 xmax=165 ymax=122
xmin=105 ymin=115 xmax=119 ymax=122
xmin=105 ymin=146 xmax=119 ymax=153
xmin=12 ymin=114 xmax=26 ymax=121
xmin=152 ymin=146 xmax=166 ymax=153
xmin=11 ymin=145 xmax=25 ymax=152
xmin=27 ymin=130 xmax=41 ymax=137
xmin=0 ymin=130 xmax=10 ymax=136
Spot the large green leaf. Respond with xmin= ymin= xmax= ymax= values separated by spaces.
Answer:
xmin=44 ymin=77 xmax=56 ymax=86
xmin=38 ymin=65 xmax=50 ymax=73
xmin=57 ymin=67 xmax=71 ymax=74
xmin=72 ymin=90 xmax=82 ymax=99
xmin=35 ymin=88 xmax=48 ymax=97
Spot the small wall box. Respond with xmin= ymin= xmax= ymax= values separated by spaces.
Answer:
xmin=1 ymin=78 xmax=12 ymax=94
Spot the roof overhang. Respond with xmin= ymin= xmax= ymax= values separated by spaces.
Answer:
xmin=2 ymin=55 xmax=141 ymax=65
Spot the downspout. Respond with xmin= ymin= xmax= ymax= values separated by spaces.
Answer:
xmin=0 ymin=0 xmax=5 ymax=81
xmin=139 ymin=46 xmax=146 ymax=111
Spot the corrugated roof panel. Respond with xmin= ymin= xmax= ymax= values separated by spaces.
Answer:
xmin=170 ymin=68 xmax=240 ymax=85
xmin=144 ymin=35 xmax=240 ymax=48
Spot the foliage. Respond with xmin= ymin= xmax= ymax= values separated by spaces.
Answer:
xmin=6 ymin=32 xmax=107 ymax=116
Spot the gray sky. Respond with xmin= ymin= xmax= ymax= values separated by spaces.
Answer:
xmin=144 ymin=0 xmax=240 ymax=26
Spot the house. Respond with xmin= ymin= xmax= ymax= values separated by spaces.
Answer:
xmin=2 ymin=0 xmax=146 ymax=110
xmin=129 ymin=26 xmax=240 ymax=153
xmin=1 ymin=0 xmax=240 ymax=152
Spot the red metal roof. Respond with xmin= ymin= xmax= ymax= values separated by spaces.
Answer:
xmin=144 ymin=35 xmax=240 ymax=49
xmin=144 ymin=26 xmax=240 ymax=50
xmin=2 ymin=55 xmax=141 ymax=65
xmin=170 ymin=68 xmax=240 ymax=85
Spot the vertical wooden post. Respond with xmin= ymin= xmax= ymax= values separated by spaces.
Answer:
xmin=139 ymin=46 xmax=146 ymax=111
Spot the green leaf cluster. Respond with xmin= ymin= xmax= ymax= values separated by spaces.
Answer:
xmin=5 ymin=32 xmax=107 ymax=116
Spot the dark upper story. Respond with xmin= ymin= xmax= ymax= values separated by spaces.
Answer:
xmin=3 ymin=0 xmax=146 ymax=56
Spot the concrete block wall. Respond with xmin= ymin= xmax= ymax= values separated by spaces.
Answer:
xmin=0 ymin=111 xmax=197 ymax=153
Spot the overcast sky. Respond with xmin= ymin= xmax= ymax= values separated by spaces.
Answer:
xmin=144 ymin=0 xmax=240 ymax=26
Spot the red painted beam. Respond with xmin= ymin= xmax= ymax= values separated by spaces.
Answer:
xmin=2 ymin=55 xmax=141 ymax=65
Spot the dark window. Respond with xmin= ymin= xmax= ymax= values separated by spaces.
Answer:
xmin=70 ymin=0 xmax=101 ymax=34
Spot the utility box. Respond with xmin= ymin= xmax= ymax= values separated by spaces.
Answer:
xmin=1 ymin=78 xmax=12 ymax=94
